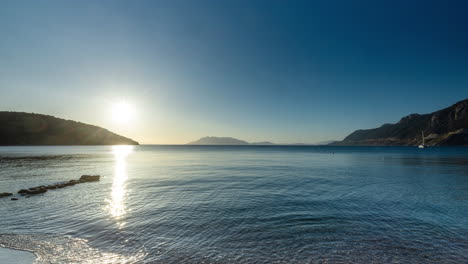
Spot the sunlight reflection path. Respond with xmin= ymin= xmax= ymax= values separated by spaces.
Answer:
xmin=106 ymin=145 xmax=133 ymax=225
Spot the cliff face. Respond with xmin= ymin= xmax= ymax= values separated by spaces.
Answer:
xmin=333 ymin=99 xmax=468 ymax=146
xmin=0 ymin=112 xmax=138 ymax=145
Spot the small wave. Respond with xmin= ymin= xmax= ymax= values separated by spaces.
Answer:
xmin=0 ymin=234 xmax=146 ymax=264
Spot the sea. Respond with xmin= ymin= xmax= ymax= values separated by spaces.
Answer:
xmin=0 ymin=145 xmax=467 ymax=263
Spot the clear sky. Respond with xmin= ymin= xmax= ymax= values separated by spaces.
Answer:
xmin=1 ymin=0 xmax=467 ymax=144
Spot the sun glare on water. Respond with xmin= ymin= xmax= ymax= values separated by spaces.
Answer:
xmin=106 ymin=145 xmax=134 ymax=226
xmin=111 ymin=102 xmax=135 ymax=123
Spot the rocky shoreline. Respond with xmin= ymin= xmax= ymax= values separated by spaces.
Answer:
xmin=0 ymin=175 xmax=100 ymax=200
xmin=331 ymin=99 xmax=468 ymax=146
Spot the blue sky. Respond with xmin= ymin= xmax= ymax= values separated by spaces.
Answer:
xmin=1 ymin=0 xmax=467 ymax=144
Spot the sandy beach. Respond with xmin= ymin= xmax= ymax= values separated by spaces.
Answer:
xmin=0 ymin=247 xmax=35 ymax=264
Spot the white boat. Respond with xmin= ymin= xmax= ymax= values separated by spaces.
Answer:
xmin=418 ymin=131 xmax=428 ymax=148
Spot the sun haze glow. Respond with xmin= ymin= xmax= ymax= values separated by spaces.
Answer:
xmin=111 ymin=102 xmax=135 ymax=124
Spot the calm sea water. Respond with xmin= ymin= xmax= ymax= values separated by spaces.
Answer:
xmin=0 ymin=145 xmax=467 ymax=263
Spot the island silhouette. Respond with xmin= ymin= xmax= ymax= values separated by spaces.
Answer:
xmin=0 ymin=112 xmax=138 ymax=145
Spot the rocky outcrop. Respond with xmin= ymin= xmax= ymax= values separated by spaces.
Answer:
xmin=332 ymin=99 xmax=468 ymax=146
xmin=12 ymin=175 xmax=101 ymax=198
xmin=19 ymin=187 xmax=47 ymax=195
xmin=79 ymin=175 xmax=100 ymax=182
xmin=0 ymin=192 xmax=13 ymax=198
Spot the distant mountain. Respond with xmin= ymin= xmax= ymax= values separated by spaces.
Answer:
xmin=188 ymin=137 xmax=249 ymax=145
xmin=250 ymin=141 xmax=275 ymax=145
xmin=332 ymin=99 xmax=468 ymax=146
xmin=0 ymin=112 xmax=138 ymax=145
xmin=313 ymin=140 xmax=337 ymax=145
xmin=187 ymin=137 xmax=275 ymax=145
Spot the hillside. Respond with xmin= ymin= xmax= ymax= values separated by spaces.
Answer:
xmin=0 ymin=112 xmax=138 ymax=145
xmin=332 ymin=99 xmax=468 ymax=146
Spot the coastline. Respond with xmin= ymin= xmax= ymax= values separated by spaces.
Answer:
xmin=0 ymin=246 xmax=36 ymax=264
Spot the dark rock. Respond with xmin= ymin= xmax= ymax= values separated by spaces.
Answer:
xmin=79 ymin=175 xmax=100 ymax=182
xmin=20 ymin=187 xmax=48 ymax=195
xmin=18 ymin=189 xmax=30 ymax=194
xmin=11 ymin=198 xmax=18 ymax=201
xmin=0 ymin=192 xmax=13 ymax=197
xmin=16 ymin=174 xmax=101 ymax=198
xmin=29 ymin=187 xmax=47 ymax=195
xmin=68 ymin=180 xmax=79 ymax=185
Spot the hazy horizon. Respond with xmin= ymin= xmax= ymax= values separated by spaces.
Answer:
xmin=1 ymin=0 xmax=467 ymax=144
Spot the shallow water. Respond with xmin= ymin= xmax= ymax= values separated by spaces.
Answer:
xmin=0 ymin=145 xmax=467 ymax=263
xmin=0 ymin=247 xmax=36 ymax=264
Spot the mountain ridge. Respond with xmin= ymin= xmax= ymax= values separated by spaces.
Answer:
xmin=187 ymin=137 xmax=339 ymax=146
xmin=0 ymin=112 xmax=138 ymax=145
xmin=187 ymin=137 xmax=275 ymax=145
xmin=187 ymin=136 xmax=249 ymax=145
xmin=331 ymin=99 xmax=468 ymax=146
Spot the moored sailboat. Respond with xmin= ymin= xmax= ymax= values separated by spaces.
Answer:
xmin=418 ymin=131 xmax=428 ymax=148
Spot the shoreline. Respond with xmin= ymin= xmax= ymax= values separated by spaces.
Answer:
xmin=0 ymin=246 xmax=36 ymax=264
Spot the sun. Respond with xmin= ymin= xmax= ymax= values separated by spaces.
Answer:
xmin=111 ymin=102 xmax=135 ymax=123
